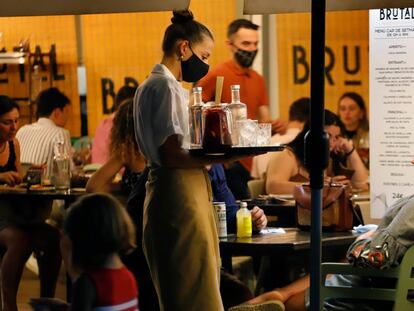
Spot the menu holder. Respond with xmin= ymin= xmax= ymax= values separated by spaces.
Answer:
xmin=189 ymin=144 xmax=285 ymax=157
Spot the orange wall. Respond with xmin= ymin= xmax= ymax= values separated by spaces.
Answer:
xmin=0 ymin=0 xmax=236 ymax=137
xmin=82 ymin=0 xmax=237 ymax=136
xmin=0 ymin=16 xmax=80 ymax=135
xmin=0 ymin=7 xmax=371 ymax=137
xmin=276 ymin=11 xmax=369 ymax=120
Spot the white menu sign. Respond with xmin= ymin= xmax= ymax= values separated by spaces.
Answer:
xmin=369 ymin=8 xmax=414 ymax=218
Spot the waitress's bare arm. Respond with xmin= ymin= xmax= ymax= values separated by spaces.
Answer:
xmin=159 ymin=135 xmax=247 ymax=169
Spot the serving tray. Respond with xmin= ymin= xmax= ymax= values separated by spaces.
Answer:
xmin=189 ymin=144 xmax=285 ymax=156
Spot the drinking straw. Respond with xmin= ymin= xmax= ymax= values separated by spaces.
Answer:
xmin=214 ymin=76 xmax=224 ymax=106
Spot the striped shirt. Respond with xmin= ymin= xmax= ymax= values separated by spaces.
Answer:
xmin=16 ymin=118 xmax=72 ymax=178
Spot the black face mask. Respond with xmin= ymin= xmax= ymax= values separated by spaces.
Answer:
xmin=234 ymin=48 xmax=258 ymax=68
xmin=181 ymin=47 xmax=209 ymax=82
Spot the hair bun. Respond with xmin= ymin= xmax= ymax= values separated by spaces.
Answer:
xmin=171 ymin=10 xmax=194 ymax=24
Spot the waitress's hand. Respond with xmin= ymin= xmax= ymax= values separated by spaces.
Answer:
xmin=0 ymin=171 xmax=22 ymax=186
xmin=251 ymin=206 xmax=267 ymax=231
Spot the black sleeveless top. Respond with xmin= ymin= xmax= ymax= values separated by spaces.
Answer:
xmin=0 ymin=140 xmax=17 ymax=173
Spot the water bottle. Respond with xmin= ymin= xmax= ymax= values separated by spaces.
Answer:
xmin=189 ymin=86 xmax=204 ymax=147
xmin=228 ymin=85 xmax=247 ymax=145
xmin=237 ymin=201 xmax=252 ymax=238
xmin=52 ymin=142 xmax=71 ymax=190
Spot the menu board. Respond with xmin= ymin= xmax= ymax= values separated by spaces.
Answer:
xmin=369 ymin=8 xmax=414 ymax=218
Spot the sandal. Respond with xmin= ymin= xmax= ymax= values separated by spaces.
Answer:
xmin=228 ymin=300 xmax=285 ymax=311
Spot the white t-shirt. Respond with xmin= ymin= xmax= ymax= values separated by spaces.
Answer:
xmin=134 ymin=64 xmax=190 ymax=166
xmin=251 ymin=127 xmax=301 ymax=179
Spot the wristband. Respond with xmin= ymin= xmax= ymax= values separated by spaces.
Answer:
xmin=345 ymin=146 xmax=355 ymax=156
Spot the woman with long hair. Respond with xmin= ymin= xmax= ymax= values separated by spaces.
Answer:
xmin=266 ymin=110 xmax=369 ymax=195
xmin=338 ymin=92 xmax=370 ymax=167
xmin=86 ymin=98 xmax=145 ymax=194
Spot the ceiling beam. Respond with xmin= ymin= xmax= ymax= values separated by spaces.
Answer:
xmin=244 ymin=0 xmax=414 ymax=14
xmin=1 ymin=0 xmax=190 ymax=17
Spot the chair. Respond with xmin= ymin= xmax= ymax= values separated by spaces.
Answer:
xmin=320 ymin=244 xmax=414 ymax=310
xmin=72 ymin=136 xmax=93 ymax=152
xmin=247 ymin=179 xmax=265 ymax=199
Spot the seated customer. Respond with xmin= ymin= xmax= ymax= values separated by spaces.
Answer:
xmin=231 ymin=194 xmax=414 ymax=311
xmin=251 ymin=97 xmax=310 ymax=180
xmin=337 ymin=92 xmax=369 ymax=167
xmin=209 ymin=163 xmax=268 ymax=234
xmin=86 ymin=98 xmax=146 ymax=195
xmin=16 ymin=87 xmax=72 ymax=179
xmin=266 ymin=110 xmax=368 ymax=195
xmin=0 ymin=96 xmax=61 ymax=311
xmin=91 ymin=85 xmax=136 ymax=165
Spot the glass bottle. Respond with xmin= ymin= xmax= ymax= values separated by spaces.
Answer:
xmin=189 ymin=86 xmax=204 ymax=147
xmin=237 ymin=201 xmax=252 ymax=238
xmin=52 ymin=142 xmax=71 ymax=191
xmin=228 ymin=85 xmax=247 ymax=120
xmin=228 ymin=85 xmax=247 ymax=145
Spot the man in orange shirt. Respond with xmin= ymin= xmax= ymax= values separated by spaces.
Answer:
xmin=198 ymin=19 xmax=286 ymax=199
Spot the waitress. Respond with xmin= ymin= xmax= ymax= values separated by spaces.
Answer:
xmin=134 ymin=10 xmax=230 ymax=311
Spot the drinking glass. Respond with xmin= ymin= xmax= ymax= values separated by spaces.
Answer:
xmin=236 ymin=119 xmax=258 ymax=147
xmin=257 ymin=123 xmax=272 ymax=146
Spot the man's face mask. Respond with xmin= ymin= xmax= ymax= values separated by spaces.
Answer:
xmin=234 ymin=47 xmax=258 ymax=68
xmin=181 ymin=45 xmax=209 ymax=83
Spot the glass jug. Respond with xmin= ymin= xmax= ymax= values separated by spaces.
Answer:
xmin=202 ymin=103 xmax=233 ymax=150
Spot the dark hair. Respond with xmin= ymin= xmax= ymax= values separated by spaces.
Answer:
xmin=0 ymin=96 xmax=20 ymax=116
xmin=288 ymin=109 xmax=344 ymax=166
xmin=63 ymin=193 xmax=136 ymax=270
xmin=162 ymin=10 xmax=214 ymax=56
xmin=338 ymin=92 xmax=369 ymax=131
xmin=36 ymin=87 xmax=70 ymax=118
xmin=289 ymin=97 xmax=310 ymax=122
xmin=227 ymin=19 xmax=259 ymax=38
xmin=113 ymin=85 xmax=136 ymax=113
xmin=110 ymin=99 xmax=141 ymax=160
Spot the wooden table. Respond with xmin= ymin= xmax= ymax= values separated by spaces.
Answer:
xmin=219 ymin=228 xmax=359 ymax=271
xmin=0 ymin=186 xmax=85 ymax=208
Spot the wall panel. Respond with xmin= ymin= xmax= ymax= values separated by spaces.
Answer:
xmin=276 ymin=11 xmax=369 ymax=120
xmin=82 ymin=0 xmax=236 ymax=136
xmin=0 ymin=16 xmax=80 ymax=135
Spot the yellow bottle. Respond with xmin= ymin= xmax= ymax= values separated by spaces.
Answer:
xmin=237 ymin=202 xmax=252 ymax=237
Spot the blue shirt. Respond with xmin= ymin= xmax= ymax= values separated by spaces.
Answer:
xmin=208 ymin=164 xmax=238 ymax=233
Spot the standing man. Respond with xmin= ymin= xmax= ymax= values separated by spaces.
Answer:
xmin=17 ymin=87 xmax=72 ymax=179
xmin=198 ymin=19 xmax=286 ymax=199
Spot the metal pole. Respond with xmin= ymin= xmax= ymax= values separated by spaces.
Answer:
xmin=306 ymin=0 xmax=328 ymax=310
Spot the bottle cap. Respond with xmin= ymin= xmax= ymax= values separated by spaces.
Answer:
xmin=240 ymin=201 xmax=248 ymax=208
xmin=231 ymin=84 xmax=240 ymax=90
xmin=193 ymin=86 xmax=202 ymax=93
